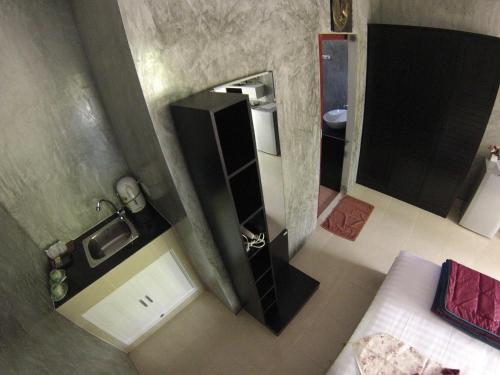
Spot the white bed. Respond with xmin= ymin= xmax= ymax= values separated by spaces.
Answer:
xmin=327 ymin=251 xmax=500 ymax=374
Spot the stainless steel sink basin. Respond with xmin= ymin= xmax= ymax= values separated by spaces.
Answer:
xmin=82 ymin=216 xmax=139 ymax=268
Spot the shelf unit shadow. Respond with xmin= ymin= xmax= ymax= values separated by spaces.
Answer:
xmin=170 ymin=91 xmax=319 ymax=334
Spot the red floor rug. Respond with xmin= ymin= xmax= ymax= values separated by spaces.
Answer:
xmin=321 ymin=195 xmax=374 ymax=241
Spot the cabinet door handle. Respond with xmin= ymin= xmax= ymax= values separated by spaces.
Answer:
xmin=145 ymin=295 xmax=153 ymax=303
xmin=139 ymin=299 xmax=148 ymax=307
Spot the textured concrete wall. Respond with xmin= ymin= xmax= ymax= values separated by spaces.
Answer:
xmin=369 ymin=0 xmax=500 ymax=200
xmin=330 ymin=0 xmax=379 ymax=191
xmin=116 ymin=0 xmax=326 ymax=256
xmin=71 ymin=0 xmax=240 ymax=311
xmin=0 ymin=1 xmax=139 ymax=373
xmin=0 ymin=202 xmax=138 ymax=374
xmin=0 ymin=0 xmax=129 ymax=249
xmin=0 ymin=207 xmax=51 ymax=338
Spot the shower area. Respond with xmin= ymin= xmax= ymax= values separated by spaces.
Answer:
xmin=317 ymin=34 xmax=348 ymax=217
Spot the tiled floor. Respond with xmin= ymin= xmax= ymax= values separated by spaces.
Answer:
xmin=130 ymin=184 xmax=500 ymax=375
xmin=318 ymin=185 xmax=338 ymax=217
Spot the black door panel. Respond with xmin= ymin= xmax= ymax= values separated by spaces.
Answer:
xmin=358 ymin=25 xmax=500 ymax=217
xmin=320 ymin=136 xmax=344 ymax=192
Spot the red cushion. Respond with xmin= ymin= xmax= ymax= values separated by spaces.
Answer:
xmin=445 ymin=261 xmax=500 ymax=336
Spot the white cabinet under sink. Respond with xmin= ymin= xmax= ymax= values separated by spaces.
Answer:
xmin=57 ymin=229 xmax=201 ymax=352
xmin=82 ymin=251 xmax=197 ymax=347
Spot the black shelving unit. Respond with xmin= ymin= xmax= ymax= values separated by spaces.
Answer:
xmin=171 ymin=91 xmax=319 ymax=334
xmin=320 ymin=132 xmax=345 ymax=192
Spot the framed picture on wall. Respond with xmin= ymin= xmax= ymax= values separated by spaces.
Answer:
xmin=330 ymin=0 xmax=352 ymax=32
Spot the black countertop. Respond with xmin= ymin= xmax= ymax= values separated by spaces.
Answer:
xmin=54 ymin=206 xmax=170 ymax=308
xmin=322 ymin=122 xmax=346 ymax=141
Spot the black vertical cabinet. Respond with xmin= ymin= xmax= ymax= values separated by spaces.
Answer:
xmin=320 ymin=134 xmax=345 ymax=192
xmin=170 ymin=91 xmax=319 ymax=334
xmin=358 ymin=25 xmax=500 ymax=217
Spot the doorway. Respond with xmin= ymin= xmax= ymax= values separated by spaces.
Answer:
xmin=317 ymin=34 xmax=348 ymax=217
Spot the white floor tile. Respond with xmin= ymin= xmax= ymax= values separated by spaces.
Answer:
xmin=131 ymin=185 xmax=500 ymax=375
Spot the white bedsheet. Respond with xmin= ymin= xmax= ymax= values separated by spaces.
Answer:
xmin=327 ymin=251 xmax=500 ymax=374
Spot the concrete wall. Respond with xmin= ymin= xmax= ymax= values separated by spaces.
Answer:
xmin=335 ymin=0 xmax=380 ymax=191
xmin=0 ymin=1 xmax=143 ymax=373
xmin=71 ymin=0 xmax=240 ymax=311
xmin=0 ymin=0 xmax=129 ymax=249
xmin=116 ymin=0 xmax=327 ymax=256
xmin=369 ymin=0 xmax=500 ymax=200
xmin=0 ymin=200 xmax=138 ymax=374
xmin=69 ymin=0 xmax=379 ymax=268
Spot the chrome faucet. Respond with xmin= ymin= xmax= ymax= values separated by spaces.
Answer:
xmin=96 ymin=199 xmax=125 ymax=220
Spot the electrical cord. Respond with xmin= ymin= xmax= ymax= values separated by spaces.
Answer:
xmin=241 ymin=232 xmax=266 ymax=252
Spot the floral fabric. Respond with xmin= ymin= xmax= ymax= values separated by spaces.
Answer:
xmin=353 ymin=334 xmax=457 ymax=375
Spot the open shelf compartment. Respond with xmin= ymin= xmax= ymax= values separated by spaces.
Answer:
xmin=249 ymin=246 xmax=271 ymax=280
xmin=256 ymin=269 xmax=274 ymax=298
xmin=261 ymin=288 xmax=276 ymax=312
xmin=230 ymin=162 xmax=263 ymax=223
xmin=242 ymin=208 xmax=269 ymax=258
xmin=214 ymin=100 xmax=256 ymax=176
xmin=242 ymin=207 xmax=267 ymax=235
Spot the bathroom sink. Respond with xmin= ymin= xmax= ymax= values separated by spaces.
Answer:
xmin=323 ymin=109 xmax=347 ymax=130
xmin=82 ymin=215 xmax=139 ymax=268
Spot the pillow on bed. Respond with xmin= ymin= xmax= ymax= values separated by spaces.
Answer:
xmin=353 ymin=333 xmax=459 ymax=374
xmin=432 ymin=260 xmax=500 ymax=349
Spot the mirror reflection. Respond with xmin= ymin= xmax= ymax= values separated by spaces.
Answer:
xmin=211 ymin=72 xmax=285 ymax=241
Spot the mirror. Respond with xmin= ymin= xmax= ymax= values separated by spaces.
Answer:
xmin=210 ymin=72 xmax=286 ymax=242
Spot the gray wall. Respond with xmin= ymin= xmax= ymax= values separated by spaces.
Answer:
xmin=368 ymin=0 xmax=500 ymax=200
xmin=116 ymin=0 xmax=325 ymax=257
xmin=0 ymin=1 xmax=139 ymax=373
xmin=0 ymin=0 xmax=130 ymax=249
xmin=322 ymin=39 xmax=348 ymax=114
xmin=71 ymin=0 xmax=240 ymax=311
xmin=0 ymin=202 xmax=138 ymax=375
